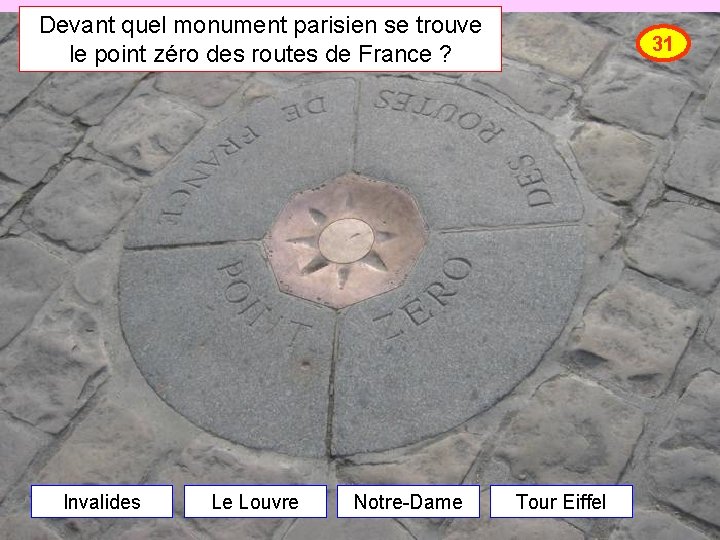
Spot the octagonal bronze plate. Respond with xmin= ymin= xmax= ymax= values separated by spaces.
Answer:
xmin=263 ymin=173 xmax=428 ymax=308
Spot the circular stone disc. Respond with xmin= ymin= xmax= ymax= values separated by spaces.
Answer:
xmin=319 ymin=219 xmax=374 ymax=263
xmin=119 ymin=78 xmax=584 ymax=457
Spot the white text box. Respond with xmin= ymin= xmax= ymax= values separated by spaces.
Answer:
xmin=184 ymin=485 xmax=327 ymax=518
xmin=490 ymin=485 xmax=633 ymax=518
xmin=30 ymin=485 xmax=173 ymax=518
xmin=337 ymin=485 xmax=480 ymax=518
xmin=19 ymin=6 xmax=501 ymax=72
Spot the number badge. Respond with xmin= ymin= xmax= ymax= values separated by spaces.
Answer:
xmin=636 ymin=24 xmax=691 ymax=63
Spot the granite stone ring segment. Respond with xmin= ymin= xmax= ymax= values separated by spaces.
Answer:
xmin=119 ymin=77 xmax=584 ymax=457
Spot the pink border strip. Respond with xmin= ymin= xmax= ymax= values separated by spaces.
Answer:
xmin=4 ymin=0 xmax=720 ymax=11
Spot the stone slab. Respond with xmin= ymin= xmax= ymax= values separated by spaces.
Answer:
xmin=124 ymin=79 xmax=356 ymax=248
xmin=707 ymin=309 xmax=720 ymax=353
xmin=495 ymin=375 xmax=644 ymax=484
xmin=338 ymin=430 xmax=484 ymax=485
xmin=704 ymin=73 xmax=720 ymax=121
xmin=25 ymin=159 xmax=140 ymax=251
xmin=0 ymin=302 xmax=108 ymax=434
xmin=37 ymin=72 xmax=145 ymax=126
xmin=0 ymin=237 xmax=69 ymax=350
xmin=0 ymin=13 xmax=17 ymax=40
xmin=0 ymin=515 xmax=62 ymax=540
xmin=573 ymin=13 xmax=637 ymax=35
xmin=0 ymin=414 xmax=49 ymax=501
xmin=119 ymin=244 xmax=335 ymax=456
xmin=0 ymin=107 xmax=82 ymax=187
xmin=37 ymin=401 xmax=158 ymax=484
xmin=665 ymin=126 xmax=720 ymax=204
xmin=332 ymin=225 xmax=583 ymax=454
xmin=444 ymin=496 xmax=583 ymax=540
xmin=155 ymin=72 xmax=250 ymax=107
xmin=625 ymin=202 xmax=720 ymax=295
xmin=502 ymin=14 xmax=609 ymax=80
xmin=355 ymin=77 xmax=583 ymax=230
xmin=570 ymin=279 xmax=699 ymax=396
xmin=113 ymin=521 xmax=198 ymax=540
xmin=658 ymin=370 xmax=720 ymax=454
xmin=0 ymin=40 xmax=45 ymax=115
xmin=160 ymin=436 xmax=318 ymax=539
xmin=609 ymin=509 xmax=710 ymax=540
xmin=91 ymin=95 xmax=204 ymax=173
xmin=0 ymin=182 xmax=22 ymax=220
xmin=571 ymin=122 xmax=658 ymax=203
xmin=582 ymin=61 xmax=692 ymax=137
xmin=649 ymin=447 xmax=720 ymax=527
xmin=622 ymin=14 xmax=720 ymax=82
xmin=285 ymin=514 xmax=412 ymax=540
xmin=285 ymin=486 xmax=412 ymax=540
xmin=465 ymin=64 xmax=573 ymax=118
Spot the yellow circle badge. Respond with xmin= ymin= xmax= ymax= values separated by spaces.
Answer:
xmin=636 ymin=24 xmax=691 ymax=63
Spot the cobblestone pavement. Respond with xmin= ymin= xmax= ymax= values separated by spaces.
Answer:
xmin=2 ymin=11 xmax=720 ymax=540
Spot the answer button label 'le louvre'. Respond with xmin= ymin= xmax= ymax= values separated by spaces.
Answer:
xmin=183 ymin=485 xmax=327 ymax=518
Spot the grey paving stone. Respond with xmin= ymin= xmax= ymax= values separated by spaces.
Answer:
xmin=704 ymin=74 xmax=720 ymax=121
xmin=624 ymin=14 xmax=720 ymax=82
xmin=155 ymin=72 xmax=250 ymax=107
xmin=573 ymin=12 xmax=637 ymax=35
xmin=285 ymin=488 xmax=411 ymax=540
xmin=445 ymin=497 xmax=583 ymax=538
xmin=0 ymin=237 xmax=68 ymax=349
xmin=585 ymin=207 xmax=622 ymax=256
xmin=647 ymin=371 xmax=720 ymax=528
xmin=609 ymin=509 xmax=710 ymax=540
xmin=0 ymin=515 xmax=62 ymax=540
xmin=119 ymin=244 xmax=335 ymax=456
xmin=91 ymin=95 xmax=204 ymax=172
xmin=0 ymin=303 xmax=108 ymax=433
xmin=35 ymin=402 xmax=163 ymax=540
xmin=161 ymin=436 xmax=317 ymax=540
xmin=502 ymin=14 xmax=609 ymax=80
xmin=707 ymin=309 xmax=720 ymax=353
xmin=332 ymin=226 xmax=583 ymax=454
xmin=355 ymin=78 xmax=583 ymax=230
xmin=0 ymin=106 xmax=82 ymax=187
xmin=25 ymin=159 xmax=140 ymax=251
xmin=107 ymin=519 xmax=197 ymax=540
xmin=665 ymin=126 xmax=720 ymax=204
xmin=649 ymin=447 xmax=720 ymax=528
xmin=582 ymin=61 xmax=692 ymax=137
xmin=37 ymin=401 xmax=159 ymax=484
xmin=285 ymin=515 xmax=412 ymax=540
xmin=73 ymin=250 xmax=115 ymax=305
xmin=0 ymin=40 xmax=45 ymax=115
xmin=495 ymin=375 xmax=644 ymax=483
xmin=37 ymin=72 xmax=145 ymax=125
xmin=113 ymin=521 xmax=198 ymax=540
xmin=0 ymin=182 xmax=22 ymax=220
xmin=658 ymin=370 xmax=720 ymax=453
xmin=124 ymin=79 xmax=356 ymax=248
xmin=465 ymin=63 xmax=573 ymax=118
xmin=570 ymin=279 xmax=699 ymax=396
xmin=625 ymin=202 xmax=720 ymax=295
xmin=339 ymin=430 xmax=484 ymax=485
xmin=0 ymin=13 xmax=16 ymax=40
xmin=0 ymin=414 xmax=49 ymax=501
xmin=445 ymin=502 xmax=582 ymax=540
xmin=571 ymin=122 xmax=658 ymax=203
